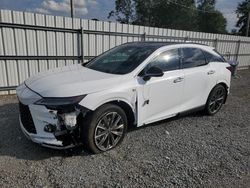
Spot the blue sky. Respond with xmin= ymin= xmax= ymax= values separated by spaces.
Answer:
xmin=0 ymin=0 xmax=242 ymax=32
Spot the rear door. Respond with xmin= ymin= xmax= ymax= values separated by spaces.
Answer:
xmin=180 ymin=47 xmax=217 ymax=111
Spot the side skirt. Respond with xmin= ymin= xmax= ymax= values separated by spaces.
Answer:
xmin=140 ymin=105 xmax=206 ymax=127
xmin=178 ymin=105 xmax=205 ymax=117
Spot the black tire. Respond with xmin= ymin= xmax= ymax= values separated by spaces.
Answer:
xmin=81 ymin=104 xmax=128 ymax=154
xmin=205 ymin=84 xmax=226 ymax=115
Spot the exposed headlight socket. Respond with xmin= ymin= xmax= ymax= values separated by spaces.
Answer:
xmin=59 ymin=111 xmax=79 ymax=130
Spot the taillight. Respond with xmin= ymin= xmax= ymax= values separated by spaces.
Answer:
xmin=226 ymin=66 xmax=233 ymax=73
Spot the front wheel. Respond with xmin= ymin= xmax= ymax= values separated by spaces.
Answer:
xmin=82 ymin=104 xmax=127 ymax=154
xmin=205 ymin=84 xmax=227 ymax=115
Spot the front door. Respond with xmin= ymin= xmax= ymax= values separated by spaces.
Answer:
xmin=137 ymin=49 xmax=184 ymax=126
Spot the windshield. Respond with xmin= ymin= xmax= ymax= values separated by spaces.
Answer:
xmin=85 ymin=44 xmax=159 ymax=74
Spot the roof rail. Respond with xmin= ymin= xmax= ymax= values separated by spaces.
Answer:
xmin=184 ymin=41 xmax=210 ymax=46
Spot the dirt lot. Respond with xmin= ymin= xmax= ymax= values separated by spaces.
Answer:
xmin=0 ymin=70 xmax=250 ymax=188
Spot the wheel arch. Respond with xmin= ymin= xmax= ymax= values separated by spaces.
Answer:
xmin=107 ymin=100 xmax=136 ymax=129
xmin=209 ymin=82 xmax=229 ymax=104
xmin=217 ymin=82 xmax=229 ymax=103
xmin=93 ymin=99 xmax=136 ymax=129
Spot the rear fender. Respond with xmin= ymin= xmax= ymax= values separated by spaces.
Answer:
xmin=216 ymin=80 xmax=230 ymax=93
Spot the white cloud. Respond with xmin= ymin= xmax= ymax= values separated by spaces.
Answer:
xmin=36 ymin=0 xmax=97 ymax=16
xmin=42 ymin=0 xmax=70 ymax=12
xmin=223 ymin=13 xmax=238 ymax=31
xmin=34 ymin=8 xmax=50 ymax=14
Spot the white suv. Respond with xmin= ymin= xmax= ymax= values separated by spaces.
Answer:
xmin=17 ymin=42 xmax=231 ymax=153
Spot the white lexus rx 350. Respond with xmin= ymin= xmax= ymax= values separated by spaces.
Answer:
xmin=17 ymin=42 xmax=232 ymax=153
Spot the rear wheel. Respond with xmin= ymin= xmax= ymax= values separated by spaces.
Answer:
xmin=205 ymin=84 xmax=226 ymax=115
xmin=82 ymin=104 xmax=127 ymax=154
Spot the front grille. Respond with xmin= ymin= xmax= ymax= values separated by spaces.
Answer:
xmin=19 ymin=102 xmax=37 ymax=134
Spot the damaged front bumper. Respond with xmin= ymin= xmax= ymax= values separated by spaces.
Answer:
xmin=19 ymin=117 xmax=75 ymax=149
xmin=19 ymin=102 xmax=88 ymax=149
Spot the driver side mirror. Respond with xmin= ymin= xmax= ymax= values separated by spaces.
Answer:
xmin=141 ymin=66 xmax=164 ymax=81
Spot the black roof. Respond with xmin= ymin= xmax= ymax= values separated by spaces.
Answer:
xmin=122 ymin=41 xmax=208 ymax=48
xmin=122 ymin=41 xmax=175 ymax=48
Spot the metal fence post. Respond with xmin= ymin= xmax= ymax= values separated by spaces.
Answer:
xmin=235 ymin=40 xmax=241 ymax=61
xmin=141 ymin=32 xmax=146 ymax=41
xmin=213 ymin=38 xmax=218 ymax=50
xmin=81 ymin=27 xmax=84 ymax=64
xmin=225 ymin=52 xmax=231 ymax=60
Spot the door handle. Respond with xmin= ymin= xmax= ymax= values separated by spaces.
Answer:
xmin=173 ymin=77 xmax=184 ymax=83
xmin=207 ymin=70 xmax=215 ymax=75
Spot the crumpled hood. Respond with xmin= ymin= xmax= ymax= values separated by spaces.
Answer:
xmin=25 ymin=64 xmax=122 ymax=97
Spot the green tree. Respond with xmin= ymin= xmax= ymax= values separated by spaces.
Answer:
xmin=108 ymin=0 xmax=135 ymax=24
xmin=236 ymin=0 xmax=250 ymax=36
xmin=197 ymin=0 xmax=227 ymax=33
xmin=109 ymin=0 xmax=198 ymax=30
xmin=108 ymin=0 xmax=227 ymax=34
xmin=133 ymin=0 xmax=155 ymax=26
xmin=134 ymin=0 xmax=198 ymax=31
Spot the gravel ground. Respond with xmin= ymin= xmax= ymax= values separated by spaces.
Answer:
xmin=0 ymin=70 xmax=250 ymax=188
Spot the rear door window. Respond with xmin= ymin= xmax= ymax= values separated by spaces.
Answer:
xmin=181 ymin=48 xmax=207 ymax=69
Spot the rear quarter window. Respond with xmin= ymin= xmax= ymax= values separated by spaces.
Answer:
xmin=203 ymin=50 xmax=225 ymax=63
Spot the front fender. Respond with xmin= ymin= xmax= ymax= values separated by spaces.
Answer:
xmin=79 ymin=89 xmax=137 ymax=111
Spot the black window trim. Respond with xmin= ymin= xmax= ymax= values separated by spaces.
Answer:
xmin=201 ymin=50 xmax=209 ymax=65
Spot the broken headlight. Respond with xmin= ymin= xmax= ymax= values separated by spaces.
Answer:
xmin=34 ymin=95 xmax=86 ymax=110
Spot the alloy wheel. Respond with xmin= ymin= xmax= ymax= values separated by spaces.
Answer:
xmin=94 ymin=112 xmax=125 ymax=151
xmin=208 ymin=87 xmax=225 ymax=114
